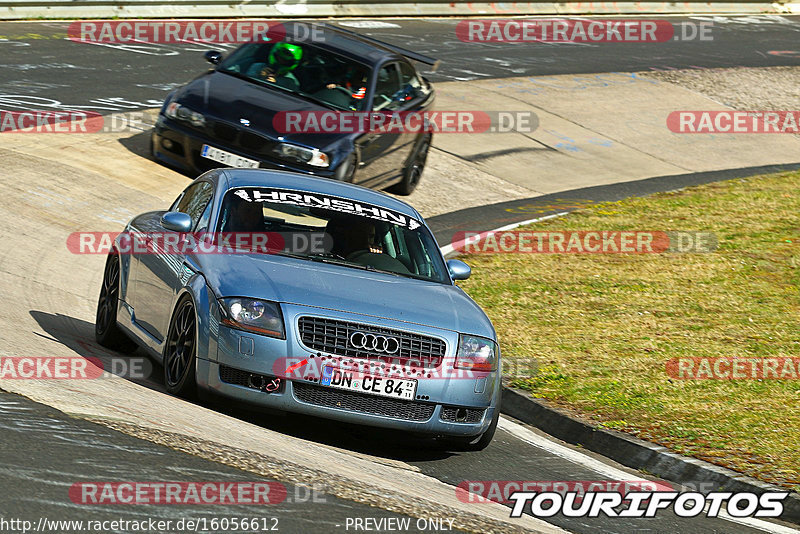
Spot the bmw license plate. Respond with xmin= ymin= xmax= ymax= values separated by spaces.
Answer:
xmin=201 ymin=144 xmax=260 ymax=168
xmin=321 ymin=366 xmax=417 ymax=401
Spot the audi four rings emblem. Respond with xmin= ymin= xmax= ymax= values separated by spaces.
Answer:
xmin=349 ymin=332 xmax=400 ymax=354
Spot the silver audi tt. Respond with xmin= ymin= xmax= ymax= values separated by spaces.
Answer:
xmin=95 ymin=168 xmax=500 ymax=449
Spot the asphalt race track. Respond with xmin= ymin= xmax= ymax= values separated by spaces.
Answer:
xmin=3 ymin=17 xmax=800 ymax=114
xmin=2 ymin=16 xmax=800 ymax=534
xmin=0 ymin=392 xmax=435 ymax=533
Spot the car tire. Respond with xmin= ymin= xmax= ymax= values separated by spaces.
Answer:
xmin=334 ymin=154 xmax=357 ymax=183
xmin=389 ymin=134 xmax=431 ymax=196
xmin=95 ymin=252 xmax=138 ymax=353
xmin=443 ymin=407 xmax=500 ymax=452
xmin=163 ymin=296 xmax=198 ymax=398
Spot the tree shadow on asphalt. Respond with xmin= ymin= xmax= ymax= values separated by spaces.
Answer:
xmin=29 ymin=310 xmax=460 ymax=463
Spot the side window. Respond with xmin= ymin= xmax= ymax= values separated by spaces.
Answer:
xmin=372 ymin=63 xmax=402 ymax=111
xmin=398 ymin=62 xmax=427 ymax=101
xmin=388 ymin=226 xmax=408 ymax=261
xmin=174 ymin=182 xmax=213 ymax=229
xmin=195 ymin=199 xmax=214 ymax=233
xmin=387 ymin=226 xmax=420 ymax=275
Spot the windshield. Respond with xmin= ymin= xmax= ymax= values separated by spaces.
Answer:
xmin=217 ymin=42 xmax=371 ymax=111
xmin=217 ymin=188 xmax=449 ymax=284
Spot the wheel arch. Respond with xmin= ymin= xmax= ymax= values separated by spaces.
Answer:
xmin=402 ymin=131 xmax=432 ymax=167
xmin=108 ymin=242 xmax=134 ymax=303
xmin=168 ymin=273 xmax=217 ymax=379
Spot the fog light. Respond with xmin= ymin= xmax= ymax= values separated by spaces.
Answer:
xmin=162 ymin=138 xmax=173 ymax=150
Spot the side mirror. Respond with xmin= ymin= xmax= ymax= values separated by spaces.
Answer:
xmin=204 ymin=50 xmax=222 ymax=65
xmin=447 ymin=259 xmax=471 ymax=281
xmin=161 ymin=212 xmax=193 ymax=233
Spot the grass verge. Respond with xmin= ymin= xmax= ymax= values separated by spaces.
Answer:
xmin=459 ymin=171 xmax=800 ymax=490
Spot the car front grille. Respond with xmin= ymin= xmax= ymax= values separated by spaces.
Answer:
xmin=297 ymin=316 xmax=446 ymax=369
xmin=206 ymin=120 xmax=276 ymax=158
xmin=239 ymin=131 xmax=266 ymax=152
xmin=293 ymin=382 xmax=435 ymax=421
xmin=219 ymin=365 xmax=248 ymax=386
xmin=440 ymin=406 xmax=485 ymax=424
xmin=213 ymin=122 xmax=239 ymax=142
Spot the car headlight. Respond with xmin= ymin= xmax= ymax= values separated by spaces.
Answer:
xmin=454 ymin=334 xmax=498 ymax=372
xmin=165 ymin=101 xmax=206 ymax=128
xmin=274 ymin=143 xmax=329 ymax=167
xmin=219 ymin=297 xmax=284 ymax=338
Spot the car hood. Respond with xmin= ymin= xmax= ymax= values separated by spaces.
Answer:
xmin=197 ymin=253 xmax=495 ymax=338
xmin=175 ymin=71 xmax=344 ymax=148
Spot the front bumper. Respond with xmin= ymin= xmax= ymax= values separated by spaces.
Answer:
xmin=197 ymin=303 xmax=501 ymax=438
xmin=151 ymin=115 xmax=336 ymax=179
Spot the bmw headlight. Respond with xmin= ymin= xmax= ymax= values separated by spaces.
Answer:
xmin=274 ymin=143 xmax=329 ymax=168
xmin=165 ymin=101 xmax=206 ymax=128
xmin=454 ymin=334 xmax=498 ymax=372
xmin=219 ymin=297 xmax=284 ymax=338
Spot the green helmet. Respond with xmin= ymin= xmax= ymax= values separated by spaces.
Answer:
xmin=268 ymin=42 xmax=303 ymax=76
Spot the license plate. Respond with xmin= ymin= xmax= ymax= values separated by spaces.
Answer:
xmin=320 ymin=366 xmax=417 ymax=401
xmin=201 ymin=144 xmax=259 ymax=168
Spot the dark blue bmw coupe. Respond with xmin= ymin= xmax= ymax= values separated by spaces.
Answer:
xmin=151 ymin=23 xmax=437 ymax=195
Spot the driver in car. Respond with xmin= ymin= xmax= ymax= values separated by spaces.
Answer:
xmin=328 ymin=220 xmax=411 ymax=274
xmin=346 ymin=224 xmax=382 ymax=255
xmin=256 ymin=42 xmax=303 ymax=91
xmin=327 ymin=219 xmax=382 ymax=258
xmin=325 ymin=65 xmax=368 ymax=101
xmin=222 ymin=197 xmax=264 ymax=232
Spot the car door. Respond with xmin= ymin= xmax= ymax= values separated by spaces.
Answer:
xmin=132 ymin=181 xmax=214 ymax=342
xmin=395 ymin=60 xmax=433 ymax=166
xmin=354 ymin=62 xmax=408 ymax=187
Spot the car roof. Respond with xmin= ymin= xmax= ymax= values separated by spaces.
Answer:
xmin=217 ymin=168 xmax=424 ymax=220
xmin=281 ymin=22 xmax=402 ymax=66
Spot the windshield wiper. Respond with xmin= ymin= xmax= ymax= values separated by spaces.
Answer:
xmin=307 ymin=254 xmax=417 ymax=278
xmin=269 ymin=252 xmax=436 ymax=281
xmin=266 ymin=251 xmax=367 ymax=269
xmin=305 ymin=254 xmax=373 ymax=270
xmin=262 ymin=250 xmax=307 ymax=259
